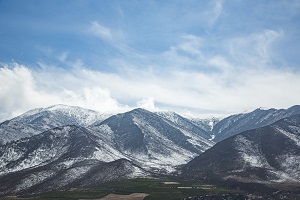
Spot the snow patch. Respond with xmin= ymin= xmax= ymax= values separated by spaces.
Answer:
xmin=276 ymin=126 xmax=300 ymax=147
xmin=235 ymin=135 xmax=269 ymax=168
xmin=275 ymin=154 xmax=300 ymax=181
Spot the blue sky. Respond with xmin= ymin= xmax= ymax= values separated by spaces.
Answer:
xmin=0 ymin=0 xmax=300 ymax=120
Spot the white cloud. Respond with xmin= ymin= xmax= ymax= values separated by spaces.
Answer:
xmin=179 ymin=34 xmax=203 ymax=56
xmin=136 ymin=97 xmax=157 ymax=111
xmin=203 ymin=0 xmax=223 ymax=26
xmin=0 ymin=64 xmax=59 ymax=120
xmin=0 ymin=63 xmax=128 ymax=121
xmin=89 ymin=21 xmax=112 ymax=40
xmin=58 ymin=52 xmax=68 ymax=62
xmin=1 ymin=58 xmax=300 ymax=122
xmin=1 ymin=27 xmax=299 ymax=121
xmin=226 ymin=29 xmax=282 ymax=67
xmin=208 ymin=56 xmax=232 ymax=72
xmin=211 ymin=0 xmax=223 ymax=24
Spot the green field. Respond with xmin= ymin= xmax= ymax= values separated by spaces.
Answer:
xmin=4 ymin=178 xmax=243 ymax=200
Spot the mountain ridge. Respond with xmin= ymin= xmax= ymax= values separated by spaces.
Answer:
xmin=212 ymin=105 xmax=300 ymax=142
xmin=1 ymin=104 xmax=300 ymax=196
xmin=181 ymin=114 xmax=300 ymax=185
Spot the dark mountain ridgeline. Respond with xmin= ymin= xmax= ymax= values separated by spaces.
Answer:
xmin=212 ymin=105 xmax=300 ymax=142
xmin=181 ymin=114 xmax=300 ymax=187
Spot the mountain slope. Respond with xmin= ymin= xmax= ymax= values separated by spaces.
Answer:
xmin=156 ymin=111 xmax=214 ymax=140
xmin=0 ymin=125 xmax=148 ymax=196
xmin=0 ymin=120 xmax=40 ymax=146
xmin=213 ymin=105 xmax=300 ymax=142
xmin=0 ymin=125 xmax=125 ymax=175
xmin=181 ymin=114 xmax=300 ymax=184
xmin=0 ymin=105 xmax=111 ymax=145
xmin=12 ymin=104 xmax=110 ymax=127
xmin=92 ymin=108 xmax=214 ymax=172
xmin=0 ymin=158 xmax=147 ymax=196
xmin=0 ymin=106 xmax=214 ymax=174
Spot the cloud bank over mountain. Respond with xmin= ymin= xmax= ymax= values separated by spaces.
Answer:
xmin=0 ymin=0 xmax=300 ymax=120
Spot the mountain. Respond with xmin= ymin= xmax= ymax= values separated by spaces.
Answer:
xmin=0 ymin=107 xmax=215 ymax=195
xmin=0 ymin=125 xmax=126 ymax=175
xmin=155 ymin=111 xmax=214 ymax=140
xmin=0 ymin=104 xmax=112 ymax=145
xmin=0 ymin=120 xmax=40 ymax=146
xmin=12 ymin=104 xmax=109 ymax=127
xmin=181 ymin=114 xmax=300 ymax=186
xmin=0 ymin=125 xmax=148 ymax=196
xmin=0 ymin=106 xmax=214 ymax=173
xmin=189 ymin=117 xmax=220 ymax=135
xmin=2 ymin=104 xmax=300 ymax=196
xmin=0 ymin=158 xmax=147 ymax=196
xmin=213 ymin=105 xmax=300 ymax=142
xmin=91 ymin=108 xmax=214 ymax=172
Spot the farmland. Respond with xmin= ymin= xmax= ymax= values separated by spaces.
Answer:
xmin=2 ymin=178 xmax=246 ymax=200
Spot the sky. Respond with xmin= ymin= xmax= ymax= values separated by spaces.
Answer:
xmin=0 ymin=0 xmax=300 ymax=121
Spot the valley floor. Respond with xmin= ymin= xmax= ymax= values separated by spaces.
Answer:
xmin=95 ymin=193 xmax=149 ymax=200
xmin=3 ymin=178 xmax=300 ymax=200
xmin=1 ymin=178 xmax=243 ymax=200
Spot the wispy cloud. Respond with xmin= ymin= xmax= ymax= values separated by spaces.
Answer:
xmin=210 ymin=0 xmax=223 ymax=25
xmin=89 ymin=21 xmax=113 ymax=41
xmin=226 ymin=29 xmax=283 ymax=66
xmin=57 ymin=52 xmax=69 ymax=62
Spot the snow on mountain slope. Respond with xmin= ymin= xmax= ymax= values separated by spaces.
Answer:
xmin=92 ymin=108 xmax=214 ymax=172
xmin=0 ymin=158 xmax=149 ymax=196
xmin=1 ymin=105 xmax=300 ymax=196
xmin=0 ymin=121 xmax=41 ymax=145
xmin=0 ymin=106 xmax=214 ymax=174
xmin=213 ymin=105 xmax=300 ymax=142
xmin=0 ymin=104 xmax=113 ymax=144
xmin=182 ymin=114 xmax=300 ymax=184
xmin=234 ymin=135 xmax=270 ymax=169
xmin=0 ymin=124 xmax=151 ymax=196
xmin=13 ymin=104 xmax=111 ymax=127
xmin=156 ymin=111 xmax=214 ymax=140
xmin=190 ymin=117 xmax=220 ymax=132
xmin=155 ymin=114 xmax=214 ymax=152
xmin=0 ymin=125 xmax=124 ymax=175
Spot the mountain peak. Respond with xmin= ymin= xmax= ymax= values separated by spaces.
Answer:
xmin=129 ymin=108 xmax=152 ymax=114
xmin=46 ymin=104 xmax=76 ymax=111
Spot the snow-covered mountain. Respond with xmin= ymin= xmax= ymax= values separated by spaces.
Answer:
xmin=0 ymin=104 xmax=112 ymax=145
xmin=155 ymin=111 xmax=215 ymax=140
xmin=2 ymin=104 xmax=300 ymax=196
xmin=0 ymin=120 xmax=40 ymax=146
xmin=12 ymin=104 xmax=112 ymax=128
xmin=0 ymin=125 xmax=125 ymax=175
xmin=181 ymin=114 xmax=300 ymax=185
xmin=0 ymin=106 xmax=214 ymax=173
xmin=91 ymin=108 xmax=214 ymax=173
xmin=0 ymin=125 xmax=148 ymax=196
xmin=0 ymin=107 xmax=215 ymax=196
xmin=212 ymin=105 xmax=300 ymax=142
